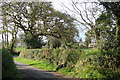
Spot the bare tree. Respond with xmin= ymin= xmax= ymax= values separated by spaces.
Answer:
xmin=62 ymin=0 xmax=104 ymax=47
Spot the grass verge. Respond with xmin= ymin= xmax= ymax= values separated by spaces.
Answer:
xmin=14 ymin=57 xmax=74 ymax=78
xmin=14 ymin=57 xmax=56 ymax=71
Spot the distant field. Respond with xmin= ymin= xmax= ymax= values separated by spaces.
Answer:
xmin=14 ymin=47 xmax=41 ymax=52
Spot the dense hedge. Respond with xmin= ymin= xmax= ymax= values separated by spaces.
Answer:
xmin=2 ymin=48 xmax=20 ymax=79
xmin=19 ymin=48 xmax=81 ymax=68
xmin=18 ymin=48 xmax=120 ymax=79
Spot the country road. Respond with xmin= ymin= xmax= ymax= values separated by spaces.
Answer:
xmin=14 ymin=61 xmax=70 ymax=80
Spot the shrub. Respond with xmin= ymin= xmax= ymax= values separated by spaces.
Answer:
xmin=73 ymin=49 xmax=104 ymax=78
xmin=73 ymin=49 xmax=120 ymax=79
xmin=2 ymin=48 xmax=21 ymax=79
xmin=95 ymin=50 xmax=120 ymax=79
xmin=18 ymin=48 xmax=81 ymax=69
xmin=48 ymin=37 xmax=61 ymax=49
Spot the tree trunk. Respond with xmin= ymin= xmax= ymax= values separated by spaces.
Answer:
xmin=116 ymin=17 xmax=120 ymax=47
xmin=10 ymin=32 xmax=17 ymax=53
xmin=10 ymin=37 xmax=15 ymax=53
xmin=2 ymin=32 xmax=5 ymax=48
xmin=6 ymin=27 xmax=9 ymax=48
xmin=94 ymin=28 xmax=100 ymax=49
xmin=10 ymin=26 xmax=18 ymax=53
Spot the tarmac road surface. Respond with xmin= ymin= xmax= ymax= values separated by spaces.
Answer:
xmin=14 ymin=61 xmax=71 ymax=80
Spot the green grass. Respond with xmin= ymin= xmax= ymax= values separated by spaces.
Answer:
xmin=15 ymin=47 xmax=42 ymax=51
xmin=14 ymin=47 xmax=26 ymax=52
xmin=14 ymin=57 xmax=56 ymax=71
xmin=14 ymin=57 xmax=74 ymax=78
